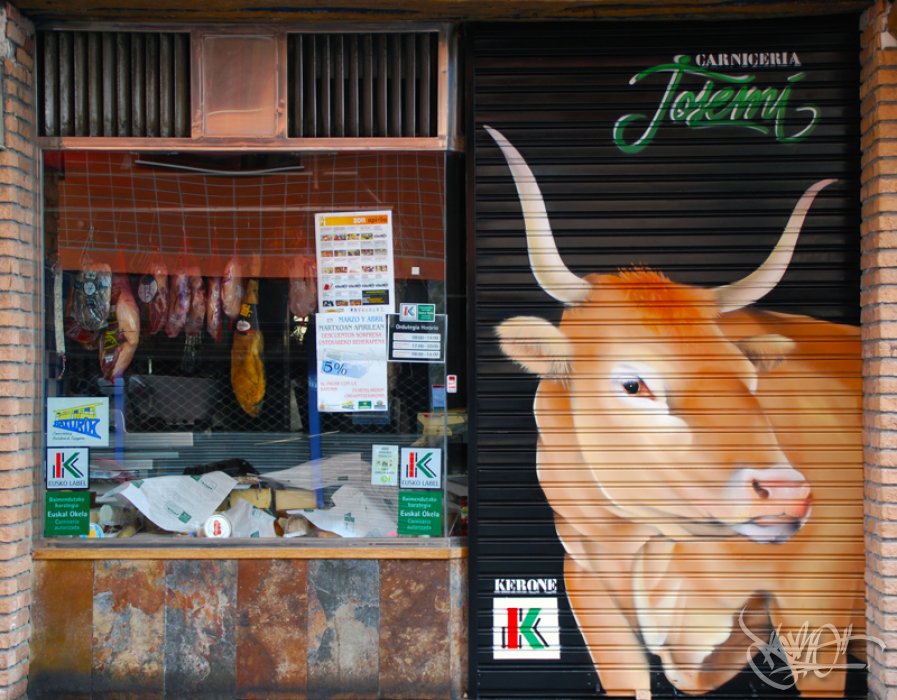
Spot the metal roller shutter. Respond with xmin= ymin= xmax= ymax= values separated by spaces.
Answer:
xmin=469 ymin=14 xmax=863 ymax=699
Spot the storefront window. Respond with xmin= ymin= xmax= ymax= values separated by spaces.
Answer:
xmin=42 ymin=150 xmax=466 ymax=542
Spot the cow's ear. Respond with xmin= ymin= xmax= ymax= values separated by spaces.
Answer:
xmin=736 ymin=333 xmax=797 ymax=372
xmin=496 ymin=316 xmax=571 ymax=379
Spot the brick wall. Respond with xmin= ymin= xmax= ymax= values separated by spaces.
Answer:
xmin=0 ymin=3 xmax=35 ymax=699
xmin=863 ymin=1 xmax=897 ymax=698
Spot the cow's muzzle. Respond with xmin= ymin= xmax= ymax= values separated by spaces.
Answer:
xmin=725 ymin=466 xmax=812 ymax=543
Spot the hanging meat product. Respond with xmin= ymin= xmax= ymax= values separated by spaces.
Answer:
xmin=222 ymin=256 xmax=244 ymax=320
xmin=185 ymin=270 xmax=206 ymax=337
xmin=72 ymin=263 xmax=113 ymax=331
xmin=64 ymin=277 xmax=100 ymax=350
xmin=165 ymin=271 xmax=190 ymax=338
xmin=137 ymin=261 xmax=169 ymax=336
xmin=288 ymin=257 xmax=317 ymax=318
xmin=231 ymin=274 xmax=265 ymax=417
xmin=99 ymin=275 xmax=140 ymax=380
xmin=206 ymin=276 xmax=224 ymax=342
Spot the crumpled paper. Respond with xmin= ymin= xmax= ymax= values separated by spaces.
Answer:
xmin=224 ymin=498 xmax=276 ymax=538
xmin=293 ymin=483 xmax=397 ymax=538
xmin=98 ymin=470 xmax=236 ymax=533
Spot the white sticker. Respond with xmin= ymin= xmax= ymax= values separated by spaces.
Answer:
xmin=47 ymin=397 xmax=109 ymax=447
xmin=399 ymin=447 xmax=442 ymax=489
xmin=493 ymin=597 xmax=561 ymax=660
xmin=371 ymin=444 xmax=399 ymax=486
xmin=46 ymin=447 xmax=89 ymax=490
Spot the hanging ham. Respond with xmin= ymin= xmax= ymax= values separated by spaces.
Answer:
xmin=64 ymin=278 xmax=100 ymax=350
xmin=222 ymin=257 xmax=244 ymax=320
xmin=206 ymin=276 xmax=224 ymax=342
xmin=288 ymin=257 xmax=317 ymax=318
xmin=231 ymin=274 xmax=265 ymax=417
xmin=100 ymin=275 xmax=140 ymax=380
xmin=165 ymin=271 xmax=190 ymax=338
xmin=72 ymin=263 xmax=113 ymax=331
xmin=137 ymin=261 xmax=169 ymax=336
xmin=185 ymin=270 xmax=206 ymax=337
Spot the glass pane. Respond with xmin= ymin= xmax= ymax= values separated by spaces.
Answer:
xmin=202 ymin=35 xmax=279 ymax=137
xmin=42 ymin=150 xmax=464 ymax=542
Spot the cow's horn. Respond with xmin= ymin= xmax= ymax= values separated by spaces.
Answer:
xmin=713 ymin=179 xmax=837 ymax=314
xmin=485 ymin=126 xmax=591 ymax=305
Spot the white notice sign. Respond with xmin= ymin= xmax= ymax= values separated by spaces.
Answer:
xmin=316 ymin=313 xmax=389 ymax=412
xmin=316 ymin=210 xmax=395 ymax=313
xmin=371 ymin=444 xmax=399 ymax=486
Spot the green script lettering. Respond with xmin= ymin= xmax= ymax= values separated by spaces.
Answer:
xmin=612 ymin=55 xmax=820 ymax=154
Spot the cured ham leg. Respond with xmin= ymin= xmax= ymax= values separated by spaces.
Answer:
xmin=100 ymin=275 xmax=140 ymax=380
xmin=231 ymin=277 xmax=265 ymax=417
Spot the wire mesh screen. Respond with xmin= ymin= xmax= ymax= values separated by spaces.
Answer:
xmin=45 ymin=150 xmax=447 ymax=439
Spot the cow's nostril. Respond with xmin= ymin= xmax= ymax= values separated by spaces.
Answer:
xmin=752 ymin=479 xmax=770 ymax=500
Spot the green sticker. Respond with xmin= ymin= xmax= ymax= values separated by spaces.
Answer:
xmin=45 ymin=491 xmax=91 ymax=536
xmin=417 ymin=304 xmax=436 ymax=322
xmin=398 ymin=490 xmax=443 ymax=537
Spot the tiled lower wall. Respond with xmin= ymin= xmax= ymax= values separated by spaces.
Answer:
xmin=29 ymin=557 xmax=467 ymax=699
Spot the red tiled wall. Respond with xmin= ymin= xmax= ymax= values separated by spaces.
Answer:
xmin=863 ymin=1 xmax=897 ymax=698
xmin=0 ymin=3 xmax=35 ymax=699
xmin=47 ymin=151 xmax=447 ymax=280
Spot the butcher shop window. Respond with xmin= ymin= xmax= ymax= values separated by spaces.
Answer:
xmin=42 ymin=149 xmax=467 ymax=542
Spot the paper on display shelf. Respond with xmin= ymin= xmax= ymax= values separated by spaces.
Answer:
xmin=262 ymin=453 xmax=369 ymax=491
xmin=99 ymin=470 xmax=236 ymax=533
xmin=290 ymin=483 xmax=397 ymax=538
xmin=224 ymin=498 xmax=276 ymax=538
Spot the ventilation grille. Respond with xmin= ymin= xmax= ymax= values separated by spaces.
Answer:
xmin=288 ymin=32 xmax=439 ymax=138
xmin=38 ymin=30 xmax=191 ymax=138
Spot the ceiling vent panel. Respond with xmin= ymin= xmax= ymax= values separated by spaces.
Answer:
xmin=288 ymin=32 xmax=439 ymax=139
xmin=38 ymin=30 xmax=191 ymax=138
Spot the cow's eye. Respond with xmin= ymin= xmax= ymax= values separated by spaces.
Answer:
xmin=620 ymin=377 xmax=654 ymax=399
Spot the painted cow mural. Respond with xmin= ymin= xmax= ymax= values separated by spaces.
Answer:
xmin=486 ymin=126 xmax=865 ymax=699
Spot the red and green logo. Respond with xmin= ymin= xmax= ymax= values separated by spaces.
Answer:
xmin=46 ymin=448 xmax=89 ymax=490
xmin=503 ymin=606 xmax=549 ymax=650
xmin=400 ymin=447 xmax=441 ymax=488
xmin=493 ymin=596 xmax=560 ymax=660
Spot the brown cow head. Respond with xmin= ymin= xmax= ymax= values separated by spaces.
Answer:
xmin=487 ymin=126 xmax=835 ymax=544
